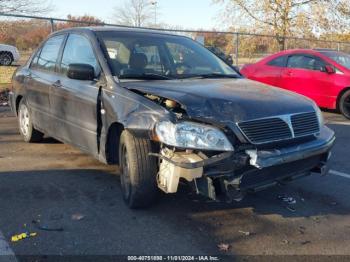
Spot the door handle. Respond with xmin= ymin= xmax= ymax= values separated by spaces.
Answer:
xmin=52 ymin=80 xmax=62 ymax=88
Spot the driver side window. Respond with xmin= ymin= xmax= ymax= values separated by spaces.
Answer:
xmin=60 ymin=34 xmax=100 ymax=77
xmin=287 ymin=55 xmax=326 ymax=71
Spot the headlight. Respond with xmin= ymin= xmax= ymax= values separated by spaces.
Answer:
xmin=155 ymin=121 xmax=234 ymax=151
xmin=315 ymin=105 xmax=324 ymax=126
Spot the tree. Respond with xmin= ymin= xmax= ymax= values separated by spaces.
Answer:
xmin=0 ymin=0 xmax=51 ymax=14
xmin=213 ymin=0 xmax=349 ymax=50
xmin=113 ymin=0 xmax=154 ymax=27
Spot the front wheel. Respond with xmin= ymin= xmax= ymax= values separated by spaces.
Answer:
xmin=118 ymin=130 xmax=158 ymax=208
xmin=18 ymin=99 xmax=44 ymax=142
xmin=339 ymin=90 xmax=350 ymax=120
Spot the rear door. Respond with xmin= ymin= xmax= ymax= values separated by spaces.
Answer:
xmin=280 ymin=54 xmax=334 ymax=107
xmin=26 ymin=34 xmax=65 ymax=133
xmin=50 ymin=33 xmax=103 ymax=155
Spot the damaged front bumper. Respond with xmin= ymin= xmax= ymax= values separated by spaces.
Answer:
xmin=153 ymin=126 xmax=335 ymax=201
xmin=245 ymin=126 xmax=335 ymax=169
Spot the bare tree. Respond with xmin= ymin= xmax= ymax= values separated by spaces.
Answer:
xmin=0 ymin=0 xmax=51 ymax=14
xmin=113 ymin=0 xmax=154 ymax=27
xmin=213 ymin=0 xmax=349 ymax=50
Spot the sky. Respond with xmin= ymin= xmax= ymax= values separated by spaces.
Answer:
xmin=50 ymin=0 xmax=224 ymax=30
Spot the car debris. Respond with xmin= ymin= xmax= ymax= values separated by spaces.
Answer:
xmin=286 ymin=206 xmax=296 ymax=212
xmin=281 ymin=239 xmax=290 ymax=245
xmin=238 ymin=230 xmax=251 ymax=236
xmin=301 ymin=240 xmax=311 ymax=245
xmin=217 ymin=243 xmax=230 ymax=252
xmin=71 ymin=213 xmax=85 ymax=221
xmin=278 ymin=195 xmax=297 ymax=205
xmin=32 ymin=220 xmax=64 ymax=232
xmin=299 ymin=226 xmax=306 ymax=235
xmin=11 ymin=232 xmax=37 ymax=242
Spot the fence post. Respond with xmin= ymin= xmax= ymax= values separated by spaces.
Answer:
xmin=337 ymin=42 xmax=340 ymax=51
xmin=50 ymin=19 xmax=55 ymax=33
xmin=235 ymin=33 xmax=239 ymax=66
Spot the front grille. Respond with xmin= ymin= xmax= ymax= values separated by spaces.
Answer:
xmin=237 ymin=112 xmax=320 ymax=145
xmin=238 ymin=118 xmax=292 ymax=144
xmin=291 ymin=112 xmax=320 ymax=137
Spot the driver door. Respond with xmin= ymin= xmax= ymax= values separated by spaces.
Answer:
xmin=50 ymin=33 xmax=103 ymax=154
xmin=280 ymin=54 xmax=334 ymax=107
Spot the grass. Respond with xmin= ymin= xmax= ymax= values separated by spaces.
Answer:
xmin=0 ymin=66 xmax=16 ymax=86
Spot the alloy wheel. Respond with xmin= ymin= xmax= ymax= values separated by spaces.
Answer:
xmin=19 ymin=103 xmax=30 ymax=138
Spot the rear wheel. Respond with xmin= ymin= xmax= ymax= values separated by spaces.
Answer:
xmin=339 ymin=90 xmax=350 ymax=120
xmin=18 ymin=99 xmax=44 ymax=143
xmin=118 ymin=130 xmax=158 ymax=208
xmin=0 ymin=52 xmax=13 ymax=66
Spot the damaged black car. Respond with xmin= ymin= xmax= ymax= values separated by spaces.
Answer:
xmin=9 ymin=27 xmax=335 ymax=208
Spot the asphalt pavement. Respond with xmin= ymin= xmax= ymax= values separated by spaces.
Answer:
xmin=0 ymin=106 xmax=350 ymax=261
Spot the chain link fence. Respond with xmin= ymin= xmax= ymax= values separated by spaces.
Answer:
xmin=1 ymin=13 xmax=350 ymax=68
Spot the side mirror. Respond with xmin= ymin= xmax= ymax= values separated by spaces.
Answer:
xmin=67 ymin=63 xmax=95 ymax=81
xmin=324 ymin=65 xmax=335 ymax=74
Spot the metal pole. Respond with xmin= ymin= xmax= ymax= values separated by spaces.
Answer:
xmin=235 ymin=33 xmax=239 ymax=66
xmin=338 ymin=42 xmax=340 ymax=51
xmin=50 ymin=18 xmax=55 ymax=32
xmin=151 ymin=1 xmax=157 ymax=26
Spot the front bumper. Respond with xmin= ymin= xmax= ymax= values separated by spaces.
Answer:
xmin=154 ymin=125 xmax=335 ymax=199
xmin=245 ymin=126 xmax=335 ymax=169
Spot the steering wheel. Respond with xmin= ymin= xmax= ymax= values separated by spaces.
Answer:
xmin=175 ymin=62 xmax=192 ymax=74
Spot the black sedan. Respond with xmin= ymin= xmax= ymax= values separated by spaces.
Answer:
xmin=9 ymin=27 xmax=335 ymax=208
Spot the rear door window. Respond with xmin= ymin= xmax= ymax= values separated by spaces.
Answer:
xmin=33 ymin=35 xmax=65 ymax=72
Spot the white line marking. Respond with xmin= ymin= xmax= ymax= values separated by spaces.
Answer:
xmin=330 ymin=170 xmax=350 ymax=179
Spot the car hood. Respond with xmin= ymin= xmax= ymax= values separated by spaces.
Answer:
xmin=121 ymin=78 xmax=316 ymax=124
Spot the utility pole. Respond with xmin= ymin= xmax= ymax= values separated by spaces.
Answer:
xmin=150 ymin=1 xmax=157 ymax=26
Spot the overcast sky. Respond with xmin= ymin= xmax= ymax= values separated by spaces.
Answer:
xmin=50 ymin=0 xmax=223 ymax=30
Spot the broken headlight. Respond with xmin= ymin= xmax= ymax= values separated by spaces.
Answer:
xmin=155 ymin=121 xmax=234 ymax=151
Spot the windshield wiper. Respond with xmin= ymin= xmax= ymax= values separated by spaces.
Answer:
xmin=197 ymin=73 xmax=240 ymax=79
xmin=119 ymin=73 xmax=173 ymax=80
xmin=179 ymin=73 xmax=240 ymax=79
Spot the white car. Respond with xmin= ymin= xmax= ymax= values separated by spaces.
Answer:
xmin=0 ymin=44 xmax=20 ymax=66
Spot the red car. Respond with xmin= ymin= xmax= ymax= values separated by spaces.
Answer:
xmin=241 ymin=49 xmax=350 ymax=119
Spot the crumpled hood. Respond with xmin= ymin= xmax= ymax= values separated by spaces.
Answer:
xmin=121 ymin=78 xmax=316 ymax=124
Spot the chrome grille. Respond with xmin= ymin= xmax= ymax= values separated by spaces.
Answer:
xmin=291 ymin=112 xmax=320 ymax=137
xmin=237 ymin=112 xmax=320 ymax=144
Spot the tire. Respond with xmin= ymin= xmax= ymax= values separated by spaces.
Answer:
xmin=0 ymin=52 xmax=13 ymax=66
xmin=18 ymin=99 xmax=44 ymax=143
xmin=118 ymin=130 xmax=158 ymax=208
xmin=339 ymin=90 xmax=350 ymax=120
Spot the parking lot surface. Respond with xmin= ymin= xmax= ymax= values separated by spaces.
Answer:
xmin=0 ymin=106 xmax=350 ymax=260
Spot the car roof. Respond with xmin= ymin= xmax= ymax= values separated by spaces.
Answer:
xmin=51 ymin=26 xmax=184 ymax=38
xmin=274 ymin=48 xmax=342 ymax=56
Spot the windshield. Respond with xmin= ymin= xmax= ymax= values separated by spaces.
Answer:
xmin=322 ymin=51 xmax=350 ymax=69
xmin=97 ymin=31 xmax=239 ymax=80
